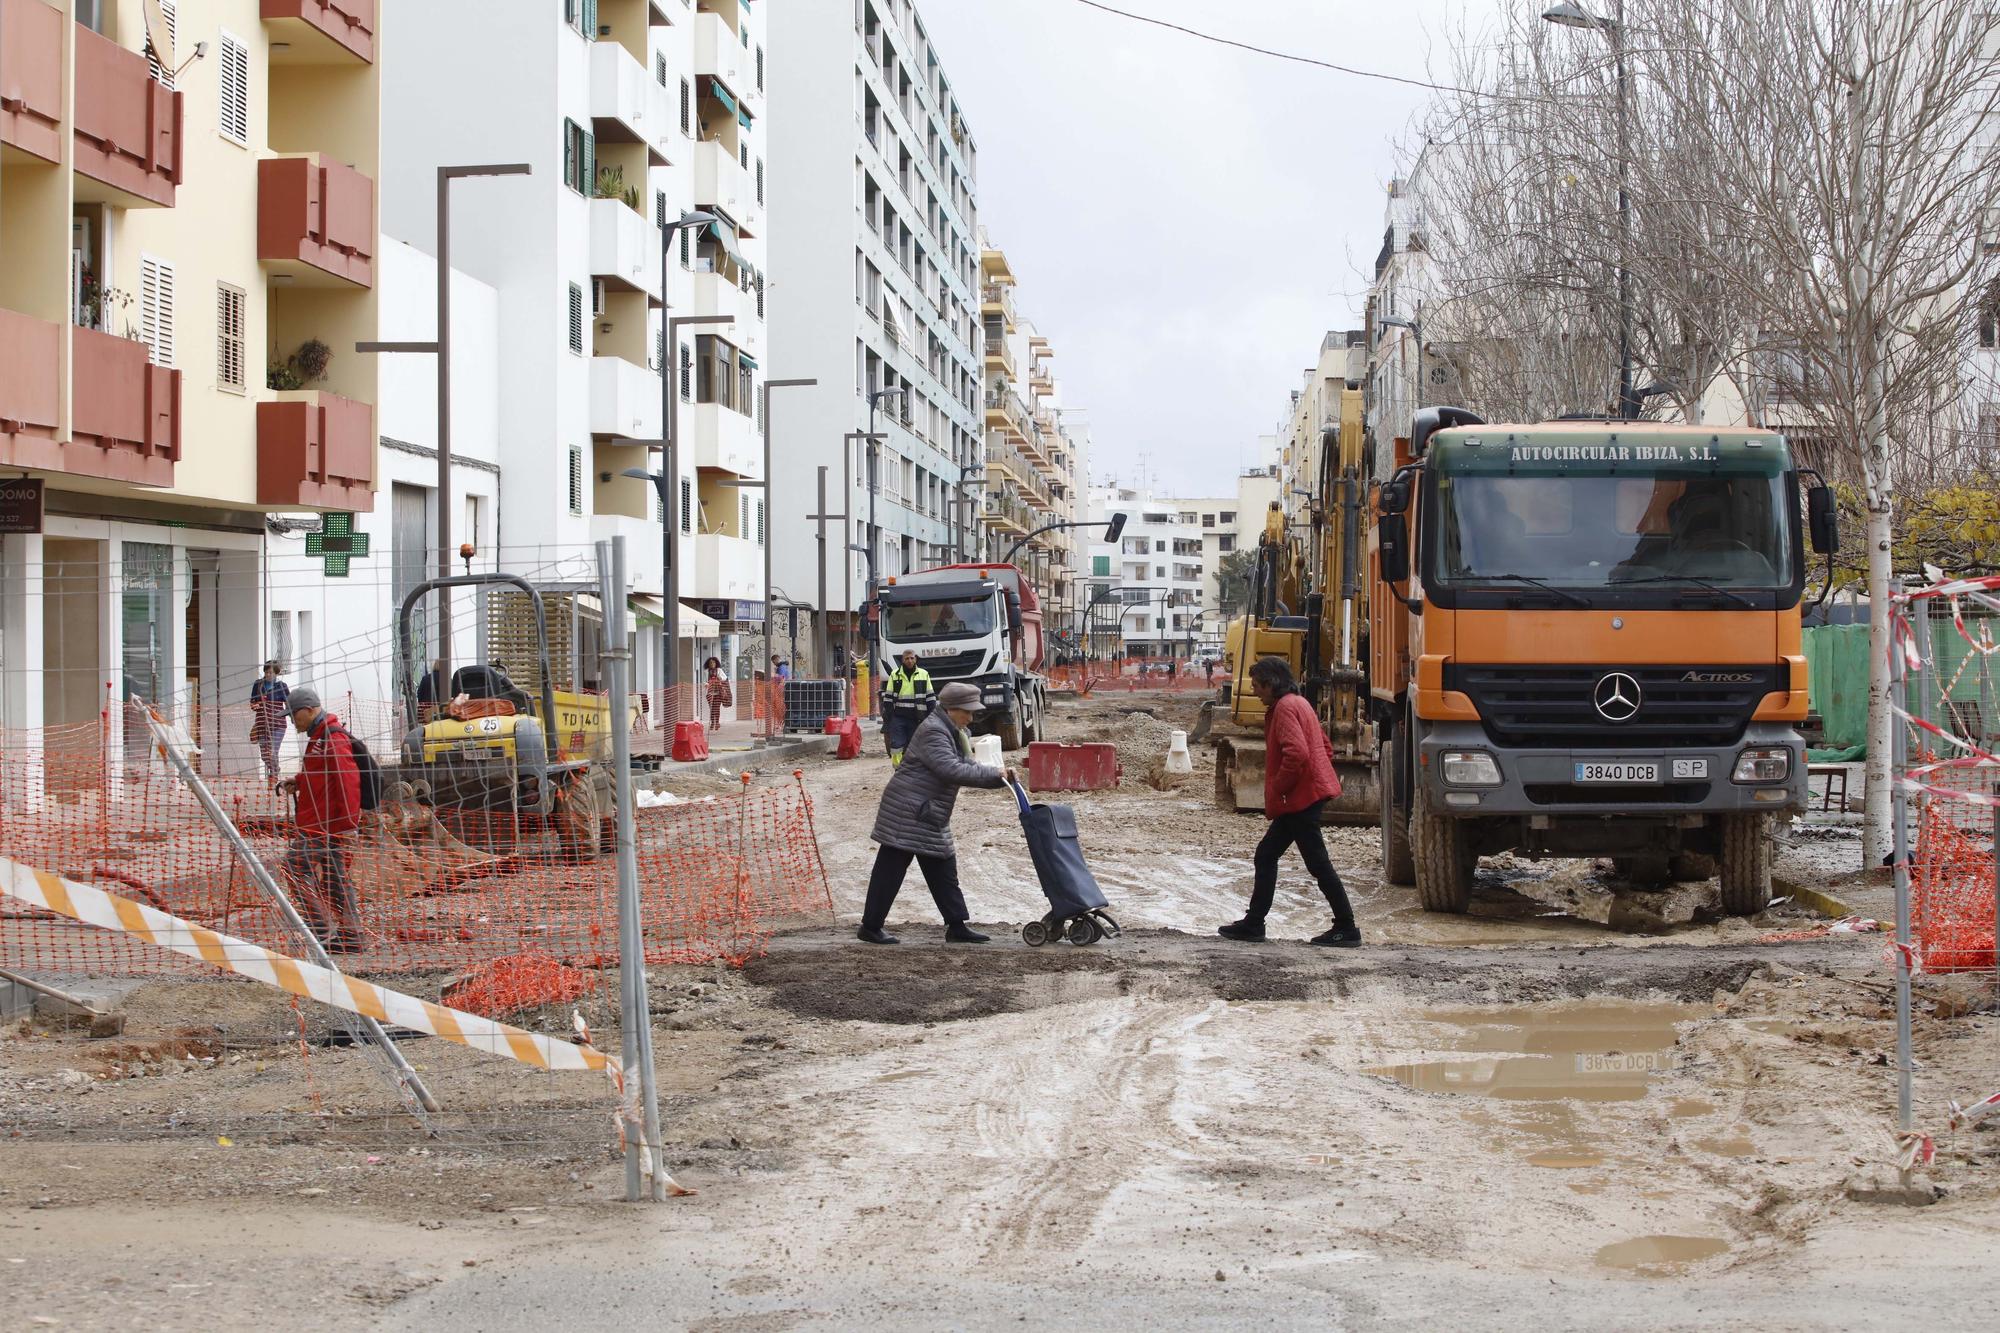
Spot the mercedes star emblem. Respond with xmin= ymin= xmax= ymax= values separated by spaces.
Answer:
xmin=1593 ymin=672 xmax=1642 ymax=722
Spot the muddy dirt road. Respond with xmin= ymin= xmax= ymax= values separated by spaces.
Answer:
xmin=4 ymin=691 xmax=1997 ymax=1329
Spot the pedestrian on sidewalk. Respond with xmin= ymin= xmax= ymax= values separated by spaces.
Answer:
xmin=704 ymin=655 xmax=733 ymax=731
xmin=1218 ymin=657 xmax=1361 ymax=948
xmin=248 ymin=660 xmax=290 ymax=783
xmin=858 ymin=682 xmax=1013 ymax=945
xmin=277 ymin=688 xmax=363 ymax=953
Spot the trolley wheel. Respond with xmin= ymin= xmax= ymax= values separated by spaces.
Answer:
xmin=1066 ymin=916 xmax=1102 ymax=946
xmin=1022 ymin=920 xmax=1050 ymax=947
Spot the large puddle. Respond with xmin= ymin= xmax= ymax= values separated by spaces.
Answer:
xmin=1365 ymin=1002 xmax=1701 ymax=1102
xmin=1594 ymin=1234 xmax=1730 ymax=1274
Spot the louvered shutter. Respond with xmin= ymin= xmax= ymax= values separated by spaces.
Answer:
xmin=219 ymin=33 xmax=250 ymax=145
xmin=583 ymin=0 xmax=598 ymax=39
xmin=146 ymin=0 xmax=178 ymax=89
xmin=568 ymin=448 xmax=584 ymax=516
xmin=568 ymin=283 xmax=584 ymax=354
xmin=139 ymin=255 xmax=175 ymax=367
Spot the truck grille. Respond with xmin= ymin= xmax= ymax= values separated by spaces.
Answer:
xmin=1445 ymin=664 xmax=1780 ymax=750
xmin=910 ymin=648 xmax=987 ymax=675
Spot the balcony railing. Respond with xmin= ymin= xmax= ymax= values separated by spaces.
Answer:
xmin=257 ymin=390 xmax=373 ymax=510
xmin=260 ymin=0 xmax=376 ymax=63
xmin=0 ymin=0 xmax=62 ymax=162
xmin=47 ymin=324 xmax=180 ymax=486
xmin=73 ymin=18 xmax=182 ymax=207
xmin=258 ymin=155 xmax=375 ymax=287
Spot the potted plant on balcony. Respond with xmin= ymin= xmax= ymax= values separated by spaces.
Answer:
xmin=594 ymin=164 xmax=642 ymax=214
xmin=267 ymin=338 xmax=333 ymax=392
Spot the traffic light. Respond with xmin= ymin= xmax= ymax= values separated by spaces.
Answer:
xmin=1103 ymin=512 xmax=1128 ymax=544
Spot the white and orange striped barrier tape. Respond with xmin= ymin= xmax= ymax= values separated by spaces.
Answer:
xmin=0 ymin=854 xmax=615 ymax=1077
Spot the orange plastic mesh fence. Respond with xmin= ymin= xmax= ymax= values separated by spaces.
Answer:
xmin=1911 ymin=758 xmax=1999 ymax=974
xmin=0 ymin=706 xmax=834 ymax=978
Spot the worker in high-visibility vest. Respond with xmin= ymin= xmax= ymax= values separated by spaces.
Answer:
xmin=882 ymin=649 xmax=935 ymax=766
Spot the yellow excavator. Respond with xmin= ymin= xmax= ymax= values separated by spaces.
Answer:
xmin=1203 ymin=388 xmax=1378 ymax=820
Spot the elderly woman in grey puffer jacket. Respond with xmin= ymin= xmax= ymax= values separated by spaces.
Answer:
xmin=859 ymin=681 xmax=1014 ymax=945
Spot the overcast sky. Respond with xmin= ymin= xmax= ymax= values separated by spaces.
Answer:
xmin=919 ymin=0 xmax=1497 ymax=497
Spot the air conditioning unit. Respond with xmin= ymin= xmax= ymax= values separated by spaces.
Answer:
xmin=591 ymin=278 xmax=606 ymax=317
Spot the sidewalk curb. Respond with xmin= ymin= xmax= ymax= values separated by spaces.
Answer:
xmin=1773 ymin=875 xmax=1853 ymax=920
xmin=643 ymin=735 xmax=838 ymax=780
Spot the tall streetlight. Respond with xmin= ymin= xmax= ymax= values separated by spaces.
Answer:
xmin=864 ymin=386 xmax=909 ymax=603
xmin=1544 ymin=0 xmax=1636 ymax=419
xmin=358 ymin=162 xmax=530 ymax=686
xmin=717 ymin=375 xmax=816 ymax=745
xmin=953 ymin=462 xmax=986 ymax=562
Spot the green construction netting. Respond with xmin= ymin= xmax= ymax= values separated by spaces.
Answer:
xmin=1804 ymin=623 xmax=1868 ymax=762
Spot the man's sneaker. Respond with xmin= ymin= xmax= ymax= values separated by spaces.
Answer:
xmin=856 ymin=925 xmax=900 ymax=945
xmin=1310 ymin=925 xmax=1363 ymax=948
xmin=945 ymin=922 xmax=990 ymax=944
xmin=1217 ymin=918 xmax=1267 ymax=942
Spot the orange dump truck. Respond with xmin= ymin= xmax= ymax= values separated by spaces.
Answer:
xmin=1370 ymin=409 xmax=1840 ymax=915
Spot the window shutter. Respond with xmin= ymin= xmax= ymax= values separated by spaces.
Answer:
xmin=655 ymin=52 xmax=668 ymax=87
xmin=568 ymin=282 xmax=584 ymax=354
xmin=756 ymin=157 xmax=764 ymax=205
xmin=568 ymin=447 xmax=584 ymax=515
xmin=679 ymin=478 xmax=692 ymax=534
xmin=679 ymin=227 xmax=690 ymax=268
xmin=741 ymin=493 xmax=750 ymax=538
xmin=139 ymin=255 xmax=175 ymax=367
xmin=216 ymin=283 xmax=244 ymax=390
xmin=583 ymin=130 xmax=595 ymax=194
xmin=583 ymin=0 xmax=598 ymax=39
xmin=218 ymin=32 xmax=249 ymax=145
xmin=756 ymin=499 xmax=766 ymax=545
xmin=679 ymin=344 xmax=693 ymax=400
xmin=656 ymin=327 xmax=665 ymax=374
xmin=680 ymin=79 xmax=691 ymax=134
xmin=756 ymin=44 xmax=765 ymax=91
xmin=563 ymin=119 xmax=575 ymax=191
xmin=655 ymin=189 xmax=667 ymax=228
xmin=755 ymin=273 xmax=765 ymax=318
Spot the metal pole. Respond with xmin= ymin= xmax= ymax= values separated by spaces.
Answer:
xmin=1892 ymin=586 xmax=1914 ymax=1140
xmin=815 ymin=466 xmax=831 ymax=674
xmin=139 ymin=704 xmax=439 ymax=1113
xmin=600 ymin=539 xmax=667 ymax=1200
xmin=1612 ymin=0 xmax=1635 ymax=420
xmin=844 ymin=436 xmax=856 ymax=665
xmin=748 ymin=379 xmax=817 ymax=744
xmin=436 ymin=170 xmax=453 ymax=675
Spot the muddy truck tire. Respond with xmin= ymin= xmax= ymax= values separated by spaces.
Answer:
xmin=1717 ymin=813 xmax=1773 ymax=915
xmin=1411 ymin=779 xmax=1474 ymax=913
xmin=996 ymin=708 xmax=1025 ymax=751
xmin=1379 ymin=717 xmax=1414 ymax=887
xmin=556 ymin=773 xmax=604 ymax=864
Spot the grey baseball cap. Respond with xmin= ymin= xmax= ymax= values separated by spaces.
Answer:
xmin=288 ymin=687 xmax=322 ymax=714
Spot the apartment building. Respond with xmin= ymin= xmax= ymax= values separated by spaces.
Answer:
xmin=1084 ymin=486 xmax=1206 ymax=659
xmin=380 ymin=0 xmax=768 ymax=692
xmin=976 ymin=230 xmax=1084 ymax=633
xmin=0 ymin=0 xmax=379 ymax=757
xmin=768 ymin=0 xmax=983 ymax=657
xmin=1279 ymin=329 xmax=1366 ymax=531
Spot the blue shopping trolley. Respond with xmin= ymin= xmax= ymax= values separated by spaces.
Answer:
xmin=1010 ymin=775 xmax=1120 ymax=947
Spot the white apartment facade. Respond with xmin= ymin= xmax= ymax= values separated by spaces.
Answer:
xmin=1085 ymin=486 xmax=1205 ymax=659
xmin=379 ymin=0 xmax=768 ymax=697
xmin=768 ymin=0 xmax=983 ymax=661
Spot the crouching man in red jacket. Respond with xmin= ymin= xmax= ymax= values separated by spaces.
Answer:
xmin=1219 ymin=657 xmax=1361 ymax=947
xmin=277 ymin=687 xmax=363 ymax=954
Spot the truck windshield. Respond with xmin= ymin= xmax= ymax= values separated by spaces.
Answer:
xmin=1434 ymin=468 xmax=1793 ymax=590
xmin=883 ymin=598 xmax=995 ymax=642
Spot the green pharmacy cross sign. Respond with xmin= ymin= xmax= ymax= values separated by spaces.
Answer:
xmin=305 ymin=513 xmax=371 ymax=577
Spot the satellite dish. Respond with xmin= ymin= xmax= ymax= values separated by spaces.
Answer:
xmin=141 ymin=0 xmax=173 ymax=75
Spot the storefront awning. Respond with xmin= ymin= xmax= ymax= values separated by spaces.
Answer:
xmin=627 ymin=594 xmax=721 ymax=638
xmin=706 ymin=78 xmax=738 ymax=117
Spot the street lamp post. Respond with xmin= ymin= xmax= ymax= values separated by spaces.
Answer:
xmin=1544 ymin=0 xmax=1635 ymax=419
xmin=717 ymin=376 xmax=816 ymax=745
xmin=358 ymin=162 xmax=530 ymax=687
xmin=863 ymin=386 xmax=908 ymax=617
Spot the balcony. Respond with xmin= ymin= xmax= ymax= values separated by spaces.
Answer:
xmin=982 ymin=492 xmax=1031 ymax=535
xmin=590 ymin=355 xmax=663 ymax=440
xmin=257 ymin=390 xmax=373 ymax=510
xmin=692 ymin=10 xmax=754 ymax=110
xmin=72 ymin=19 xmax=182 ymax=207
xmin=590 ymin=197 xmax=664 ymax=303
xmin=0 ymin=321 xmax=185 ymax=486
xmin=694 ymin=138 xmax=750 ymax=224
xmin=983 ymin=336 xmax=1015 ymax=378
xmin=590 ymin=39 xmax=673 ymax=165
xmin=0 ymin=0 xmax=62 ymax=162
xmin=690 ymin=532 xmax=761 ymax=602
xmin=261 ymin=0 xmax=375 ymax=63
xmin=689 ymin=400 xmax=757 ymax=475
xmin=980 ymin=283 xmax=1015 ymax=330
xmin=258 ymin=155 xmax=375 ymax=287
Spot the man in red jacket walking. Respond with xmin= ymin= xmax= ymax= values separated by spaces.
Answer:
xmin=1219 ymin=657 xmax=1361 ymax=947
xmin=277 ymin=688 xmax=363 ymax=953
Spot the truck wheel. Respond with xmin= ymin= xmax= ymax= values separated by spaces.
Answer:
xmin=1669 ymin=852 xmax=1718 ymax=882
xmin=1380 ymin=716 xmax=1415 ymax=887
xmin=1717 ymin=814 xmax=1773 ymax=914
xmin=556 ymin=777 xmax=602 ymax=864
xmin=996 ymin=710 xmax=1026 ymax=751
xmin=1410 ymin=776 xmax=1474 ymax=914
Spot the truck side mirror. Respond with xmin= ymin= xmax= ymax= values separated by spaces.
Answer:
xmin=1378 ymin=513 xmax=1410 ymax=584
xmin=1807 ymin=486 xmax=1838 ymax=555
xmin=1004 ymin=589 xmax=1023 ymax=632
xmin=1378 ymin=479 xmax=1410 ymax=515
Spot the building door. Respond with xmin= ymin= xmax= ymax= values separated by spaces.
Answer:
xmin=43 ymin=539 xmax=105 ymax=794
xmin=392 ymin=482 xmax=430 ymax=670
xmin=120 ymin=541 xmax=173 ymax=765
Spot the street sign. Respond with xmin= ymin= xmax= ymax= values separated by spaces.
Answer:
xmin=0 ymin=478 xmax=44 ymax=534
xmin=698 ymin=598 xmax=765 ymax=623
